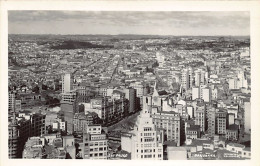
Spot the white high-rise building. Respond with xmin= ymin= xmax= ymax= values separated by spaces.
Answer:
xmin=194 ymin=69 xmax=206 ymax=86
xmin=121 ymin=109 xmax=164 ymax=160
xmin=200 ymin=87 xmax=211 ymax=102
xmin=192 ymin=87 xmax=200 ymax=100
xmin=192 ymin=86 xmax=211 ymax=102
xmin=62 ymin=73 xmax=72 ymax=94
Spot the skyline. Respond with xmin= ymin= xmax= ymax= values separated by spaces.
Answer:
xmin=8 ymin=11 xmax=250 ymax=36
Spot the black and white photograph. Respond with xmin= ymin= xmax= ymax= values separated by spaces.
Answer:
xmin=6 ymin=10 xmax=252 ymax=160
xmin=1 ymin=1 xmax=260 ymax=164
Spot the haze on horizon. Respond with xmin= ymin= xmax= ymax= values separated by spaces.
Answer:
xmin=8 ymin=11 xmax=250 ymax=36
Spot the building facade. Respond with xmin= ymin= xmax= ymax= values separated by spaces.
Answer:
xmin=82 ymin=125 xmax=108 ymax=159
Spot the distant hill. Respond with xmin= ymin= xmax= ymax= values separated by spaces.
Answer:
xmin=50 ymin=40 xmax=114 ymax=49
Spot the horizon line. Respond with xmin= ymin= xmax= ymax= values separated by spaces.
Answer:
xmin=8 ymin=34 xmax=250 ymax=37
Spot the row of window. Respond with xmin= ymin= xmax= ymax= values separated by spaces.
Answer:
xmin=142 ymin=133 xmax=154 ymax=136
xmin=143 ymin=127 xmax=152 ymax=131
xmin=87 ymin=141 xmax=107 ymax=146
xmin=89 ymin=152 xmax=107 ymax=157
xmin=137 ymin=149 xmax=159 ymax=153
xmin=139 ymin=154 xmax=162 ymax=158
xmin=89 ymin=147 xmax=107 ymax=151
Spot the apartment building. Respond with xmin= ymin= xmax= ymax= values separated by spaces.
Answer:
xmin=82 ymin=125 xmax=108 ymax=159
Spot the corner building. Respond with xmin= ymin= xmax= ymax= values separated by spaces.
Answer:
xmin=121 ymin=109 xmax=164 ymax=160
xmin=82 ymin=125 xmax=108 ymax=160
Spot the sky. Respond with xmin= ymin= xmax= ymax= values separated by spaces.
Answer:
xmin=8 ymin=11 xmax=250 ymax=36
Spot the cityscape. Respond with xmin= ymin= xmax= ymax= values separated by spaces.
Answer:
xmin=8 ymin=11 xmax=251 ymax=160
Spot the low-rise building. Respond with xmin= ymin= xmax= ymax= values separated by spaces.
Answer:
xmin=186 ymin=125 xmax=201 ymax=140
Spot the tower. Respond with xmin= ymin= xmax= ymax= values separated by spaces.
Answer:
xmin=62 ymin=73 xmax=72 ymax=94
xmin=181 ymin=67 xmax=193 ymax=90
xmin=122 ymin=108 xmax=164 ymax=160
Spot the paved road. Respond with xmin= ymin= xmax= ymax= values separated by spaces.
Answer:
xmin=108 ymin=111 xmax=140 ymax=132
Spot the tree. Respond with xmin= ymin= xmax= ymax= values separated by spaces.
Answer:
xmin=32 ymin=85 xmax=40 ymax=93
xmin=42 ymin=84 xmax=48 ymax=90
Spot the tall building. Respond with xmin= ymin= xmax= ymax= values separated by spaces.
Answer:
xmin=8 ymin=92 xmax=15 ymax=117
xmin=8 ymin=113 xmax=20 ymax=158
xmin=30 ymin=113 xmax=46 ymax=137
xmin=192 ymin=86 xmax=211 ymax=102
xmin=216 ymin=110 xmax=227 ymax=136
xmin=121 ymin=109 xmax=164 ymax=160
xmin=129 ymin=81 xmax=150 ymax=107
xmin=82 ymin=125 xmax=108 ymax=159
xmin=244 ymin=100 xmax=251 ymax=134
xmin=207 ymin=107 xmax=216 ymax=137
xmin=181 ymin=67 xmax=193 ymax=90
xmin=200 ymin=87 xmax=211 ymax=102
xmin=123 ymin=88 xmax=137 ymax=114
xmin=152 ymin=111 xmax=181 ymax=146
xmin=192 ymin=87 xmax=200 ymax=100
xmin=62 ymin=73 xmax=73 ymax=93
xmin=194 ymin=69 xmax=206 ymax=86
xmin=61 ymin=73 xmax=77 ymax=134
xmin=195 ymin=104 xmax=206 ymax=132
xmin=61 ymin=90 xmax=77 ymax=134
xmin=229 ymin=70 xmax=248 ymax=90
